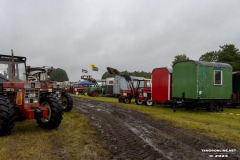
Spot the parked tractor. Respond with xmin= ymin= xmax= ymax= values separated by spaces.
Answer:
xmin=81 ymin=75 xmax=105 ymax=97
xmin=0 ymin=52 xmax=63 ymax=136
xmin=70 ymin=83 xmax=85 ymax=95
xmin=26 ymin=66 xmax=73 ymax=112
xmin=107 ymin=67 xmax=134 ymax=103
xmin=107 ymin=67 xmax=151 ymax=105
xmin=134 ymin=79 xmax=152 ymax=106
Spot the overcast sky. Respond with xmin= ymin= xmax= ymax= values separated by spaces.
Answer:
xmin=1 ymin=0 xmax=240 ymax=81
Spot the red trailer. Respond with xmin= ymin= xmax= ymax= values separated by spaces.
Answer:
xmin=152 ymin=67 xmax=172 ymax=103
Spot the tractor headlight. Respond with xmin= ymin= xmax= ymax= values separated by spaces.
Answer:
xmin=25 ymin=98 xmax=38 ymax=104
xmin=33 ymin=99 xmax=38 ymax=103
xmin=143 ymin=92 xmax=147 ymax=97
xmin=25 ymin=99 xmax=30 ymax=104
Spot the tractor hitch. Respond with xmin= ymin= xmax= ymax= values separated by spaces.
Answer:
xmin=24 ymin=107 xmax=48 ymax=119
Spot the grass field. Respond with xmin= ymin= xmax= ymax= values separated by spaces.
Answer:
xmin=73 ymin=94 xmax=240 ymax=148
xmin=0 ymin=94 xmax=239 ymax=159
xmin=0 ymin=108 xmax=111 ymax=160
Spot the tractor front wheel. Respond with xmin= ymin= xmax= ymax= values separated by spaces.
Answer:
xmin=135 ymin=97 xmax=143 ymax=105
xmin=0 ymin=96 xmax=15 ymax=136
xmin=61 ymin=92 xmax=73 ymax=112
xmin=118 ymin=97 xmax=123 ymax=103
xmin=37 ymin=96 xmax=63 ymax=129
xmin=91 ymin=91 xmax=99 ymax=97
xmin=145 ymin=99 xmax=153 ymax=106
xmin=124 ymin=97 xmax=131 ymax=104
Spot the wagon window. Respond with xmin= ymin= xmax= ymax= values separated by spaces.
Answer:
xmin=108 ymin=80 xmax=113 ymax=85
xmin=214 ymin=70 xmax=222 ymax=85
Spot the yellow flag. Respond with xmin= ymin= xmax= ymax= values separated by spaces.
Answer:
xmin=90 ymin=64 xmax=96 ymax=68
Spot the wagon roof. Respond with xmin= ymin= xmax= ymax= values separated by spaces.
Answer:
xmin=152 ymin=67 xmax=172 ymax=73
xmin=174 ymin=60 xmax=232 ymax=68
xmin=233 ymin=71 xmax=240 ymax=75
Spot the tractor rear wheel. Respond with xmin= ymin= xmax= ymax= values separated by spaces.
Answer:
xmin=0 ymin=96 xmax=15 ymax=136
xmin=61 ymin=92 xmax=73 ymax=112
xmin=37 ymin=96 xmax=63 ymax=129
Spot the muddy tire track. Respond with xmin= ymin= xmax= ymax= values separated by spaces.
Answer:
xmin=73 ymin=97 xmax=239 ymax=160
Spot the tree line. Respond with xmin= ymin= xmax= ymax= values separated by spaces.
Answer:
xmin=173 ymin=44 xmax=240 ymax=71
xmin=102 ymin=70 xmax=151 ymax=79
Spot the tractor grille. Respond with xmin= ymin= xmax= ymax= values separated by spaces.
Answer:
xmin=25 ymin=89 xmax=39 ymax=104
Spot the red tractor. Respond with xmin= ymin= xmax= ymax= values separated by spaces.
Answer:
xmin=0 ymin=52 xmax=63 ymax=136
xmin=134 ymin=79 xmax=152 ymax=106
xmin=26 ymin=66 xmax=73 ymax=112
xmin=107 ymin=67 xmax=135 ymax=103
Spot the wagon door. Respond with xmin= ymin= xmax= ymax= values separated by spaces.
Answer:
xmin=152 ymin=67 xmax=172 ymax=102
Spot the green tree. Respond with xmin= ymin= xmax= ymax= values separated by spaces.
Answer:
xmin=172 ymin=54 xmax=189 ymax=66
xmin=102 ymin=72 xmax=114 ymax=79
xmin=199 ymin=51 xmax=218 ymax=62
xmin=217 ymin=44 xmax=240 ymax=71
xmin=50 ymin=68 xmax=69 ymax=82
xmin=101 ymin=70 xmax=151 ymax=79
xmin=199 ymin=44 xmax=240 ymax=71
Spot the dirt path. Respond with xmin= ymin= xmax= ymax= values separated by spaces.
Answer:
xmin=73 ymin=97 xmax=239 ymax=160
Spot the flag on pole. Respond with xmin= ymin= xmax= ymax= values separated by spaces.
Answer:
xmin=92 ymin=67 xmax=99 ymax=71
xmin=90 ymin=64 xmax=98 ymax=71
xmin=90 ymin=64 xmax=96 ymax=68
xmin=82 ymin=69 xmax=88 ymax=73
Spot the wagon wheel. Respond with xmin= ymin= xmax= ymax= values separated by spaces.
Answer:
xmin=208 ymin=103 xmax=220 ymax=112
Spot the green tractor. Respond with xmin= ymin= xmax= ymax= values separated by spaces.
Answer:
xmin=81 ymin=75 xmax=105 ymax=97
xmin=83 ymin=86 xmax=105 ymax=97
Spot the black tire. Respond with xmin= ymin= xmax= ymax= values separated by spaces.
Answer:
xmin=61 ymin=92 xmax=73 ymax=112
xmin=37 ymin=96 xmax=63 ymax=129
xmin=208 ymin=103 xmax=219 ymax=112
xmin=135 ymin=97 xmax=143 ymax=105
xmin=0 ymin=96 xmax=15 ymax=136
xmin=118 ymin=97 xmax=123 ymax=103
xmin=145 ymin=99 xmax=153 ymax=106
xmin=124 ymin=97 xmax=131 ymax=104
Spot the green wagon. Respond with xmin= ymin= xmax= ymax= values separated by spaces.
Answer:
xmin=172 ymin=60 xmax=232 ymax=111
